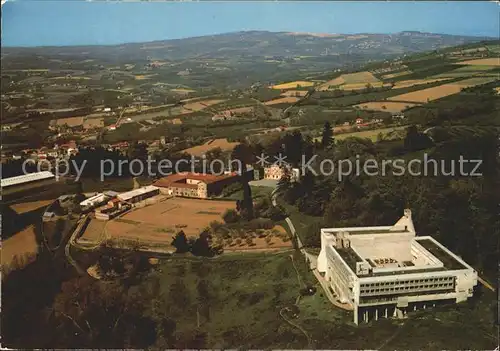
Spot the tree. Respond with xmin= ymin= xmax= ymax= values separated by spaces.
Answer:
xmin=52 ymin=276 xmax=157 ymax=348
xmin=191 ymin=231 xmax=214 ymax=257
xmin=222 ymin=209 xmax=240 ymax=224
xmin=403 ymin=125 xmax=433 ymax=152
xmin=231 ymin=143 xmax=254 ymax=169
xmin=276 ymin=169 xmax=292 ymax=196
xmin=239 ymin=181 xmax=254 ymax=220
xmin=127 ymin=141 xmax=148 ymax=162
xmin=282 ymin=130 xmax=305 ymax=166
xmin=321 ymin=121 xmax=334 ymax=149
xmin=171 ymin=231 xmax=190 ymax=253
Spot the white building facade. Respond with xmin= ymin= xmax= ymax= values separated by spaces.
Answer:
xmin=318 ymin=209 xmax=478 ymax=324
xmin=263 ymin=164 xmax=300 ymax=182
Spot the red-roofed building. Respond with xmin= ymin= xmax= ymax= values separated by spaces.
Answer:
xmin=154 ymin=172 xmax=241 ymax=198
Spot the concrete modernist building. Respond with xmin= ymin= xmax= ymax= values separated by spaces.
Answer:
xmin=153 ymin=172 xmax=241 ymax=199
xmin=317 ymin=209 xmax=478 ymax=324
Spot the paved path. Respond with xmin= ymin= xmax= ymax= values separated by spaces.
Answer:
xmin=65 ymin=216 xmax=87 ymax=275
xmin=478 ymin=276 xmax=496 ymax=292
xmin=279 ymin=307 xmax=312 ymax=347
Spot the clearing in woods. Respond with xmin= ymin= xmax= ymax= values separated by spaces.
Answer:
xmin=355 ymin=101 xmax=420 ymax=113
xmin=328 ymin=126 xmax=407 ymax=142
xmin=271 ymin=81 xmax=315 ymax=90
xmin=181 ymin=138 xmax=240 ymax=156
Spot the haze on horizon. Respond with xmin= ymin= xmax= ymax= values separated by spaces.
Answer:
xmin=2 ymin=1 xmax=498 ymax=47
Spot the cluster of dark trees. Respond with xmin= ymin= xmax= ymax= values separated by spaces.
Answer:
xmin=171 ymin=230 xmax=222 ymax=257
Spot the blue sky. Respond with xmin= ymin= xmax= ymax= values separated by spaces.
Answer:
xmin=2 ymin=1 xmax=499 ymax=47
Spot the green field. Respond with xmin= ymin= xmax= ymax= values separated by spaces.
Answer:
xmin=142 ymin=252 xmax=498 ymax=349
xmin=222 ymin=185 xmax=274 ymax=201
xmin=334 ymin=126 xmax=408 ymax=142
xmin=432 ymin=64 xmax=498 ymax=78
xmin=312 ymin=126 xmax=408 ymax=143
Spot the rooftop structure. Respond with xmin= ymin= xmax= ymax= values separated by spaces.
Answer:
xmin=117 ymin=185 xmax=160 ymax=203
xmin=154 ymin=172 xmax=241 ymax=199
xmin=1 ymin=171 xmax=55 ymax=188
xmin=317 ymin=209 xmax=477 ymax=324
xmin=80 ymin=193 xmax=108 ymax=211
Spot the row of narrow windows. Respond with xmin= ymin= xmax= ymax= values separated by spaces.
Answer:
xmin=361 ymin=282 xmax=454 ymax=294
xmin=360 ymin=277 xmax=453 ymax=288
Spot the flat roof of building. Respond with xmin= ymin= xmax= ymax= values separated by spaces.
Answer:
xmin=80 ymin=193 xmax=106 ymax=206
xmin=118 ymin=185 xmax=159 ymax=201
xmin=334 ymin=239 xmax=468 ymax=278
xmin=1 ymin=171 xmax=55 ymax=188
xmin=322 ymin=226 xmax=410 ymax=235
xmin=417 ymin=238 xmax=468 ymax=271
xmin=337 ymin=248 xmax=363 ymax=270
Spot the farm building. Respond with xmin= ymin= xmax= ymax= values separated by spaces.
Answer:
xmin=42 ymin=211 xmax=55 ymax=221
xmin=95 ymin=198 xmax=132 ymax=220
xmin=1 ymin=171 xmax=55 ymax=188
xmin=117 ymin=185 xmax=160 ymax=204
xmin=263 ymin=165 xmax=300 ymax=182
xmin=154 ymin=172 xmax=242 ymax=199
xmin=318 ymin=209 xmax=477 ymax=325
xmin=1 ymin=171 xmax=64 ymax=200
xmin=80 ymin=193 xmax=109 ymax=212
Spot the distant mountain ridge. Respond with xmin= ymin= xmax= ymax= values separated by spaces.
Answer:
xmin=3 ymin=30 xmax=493 ymax=62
